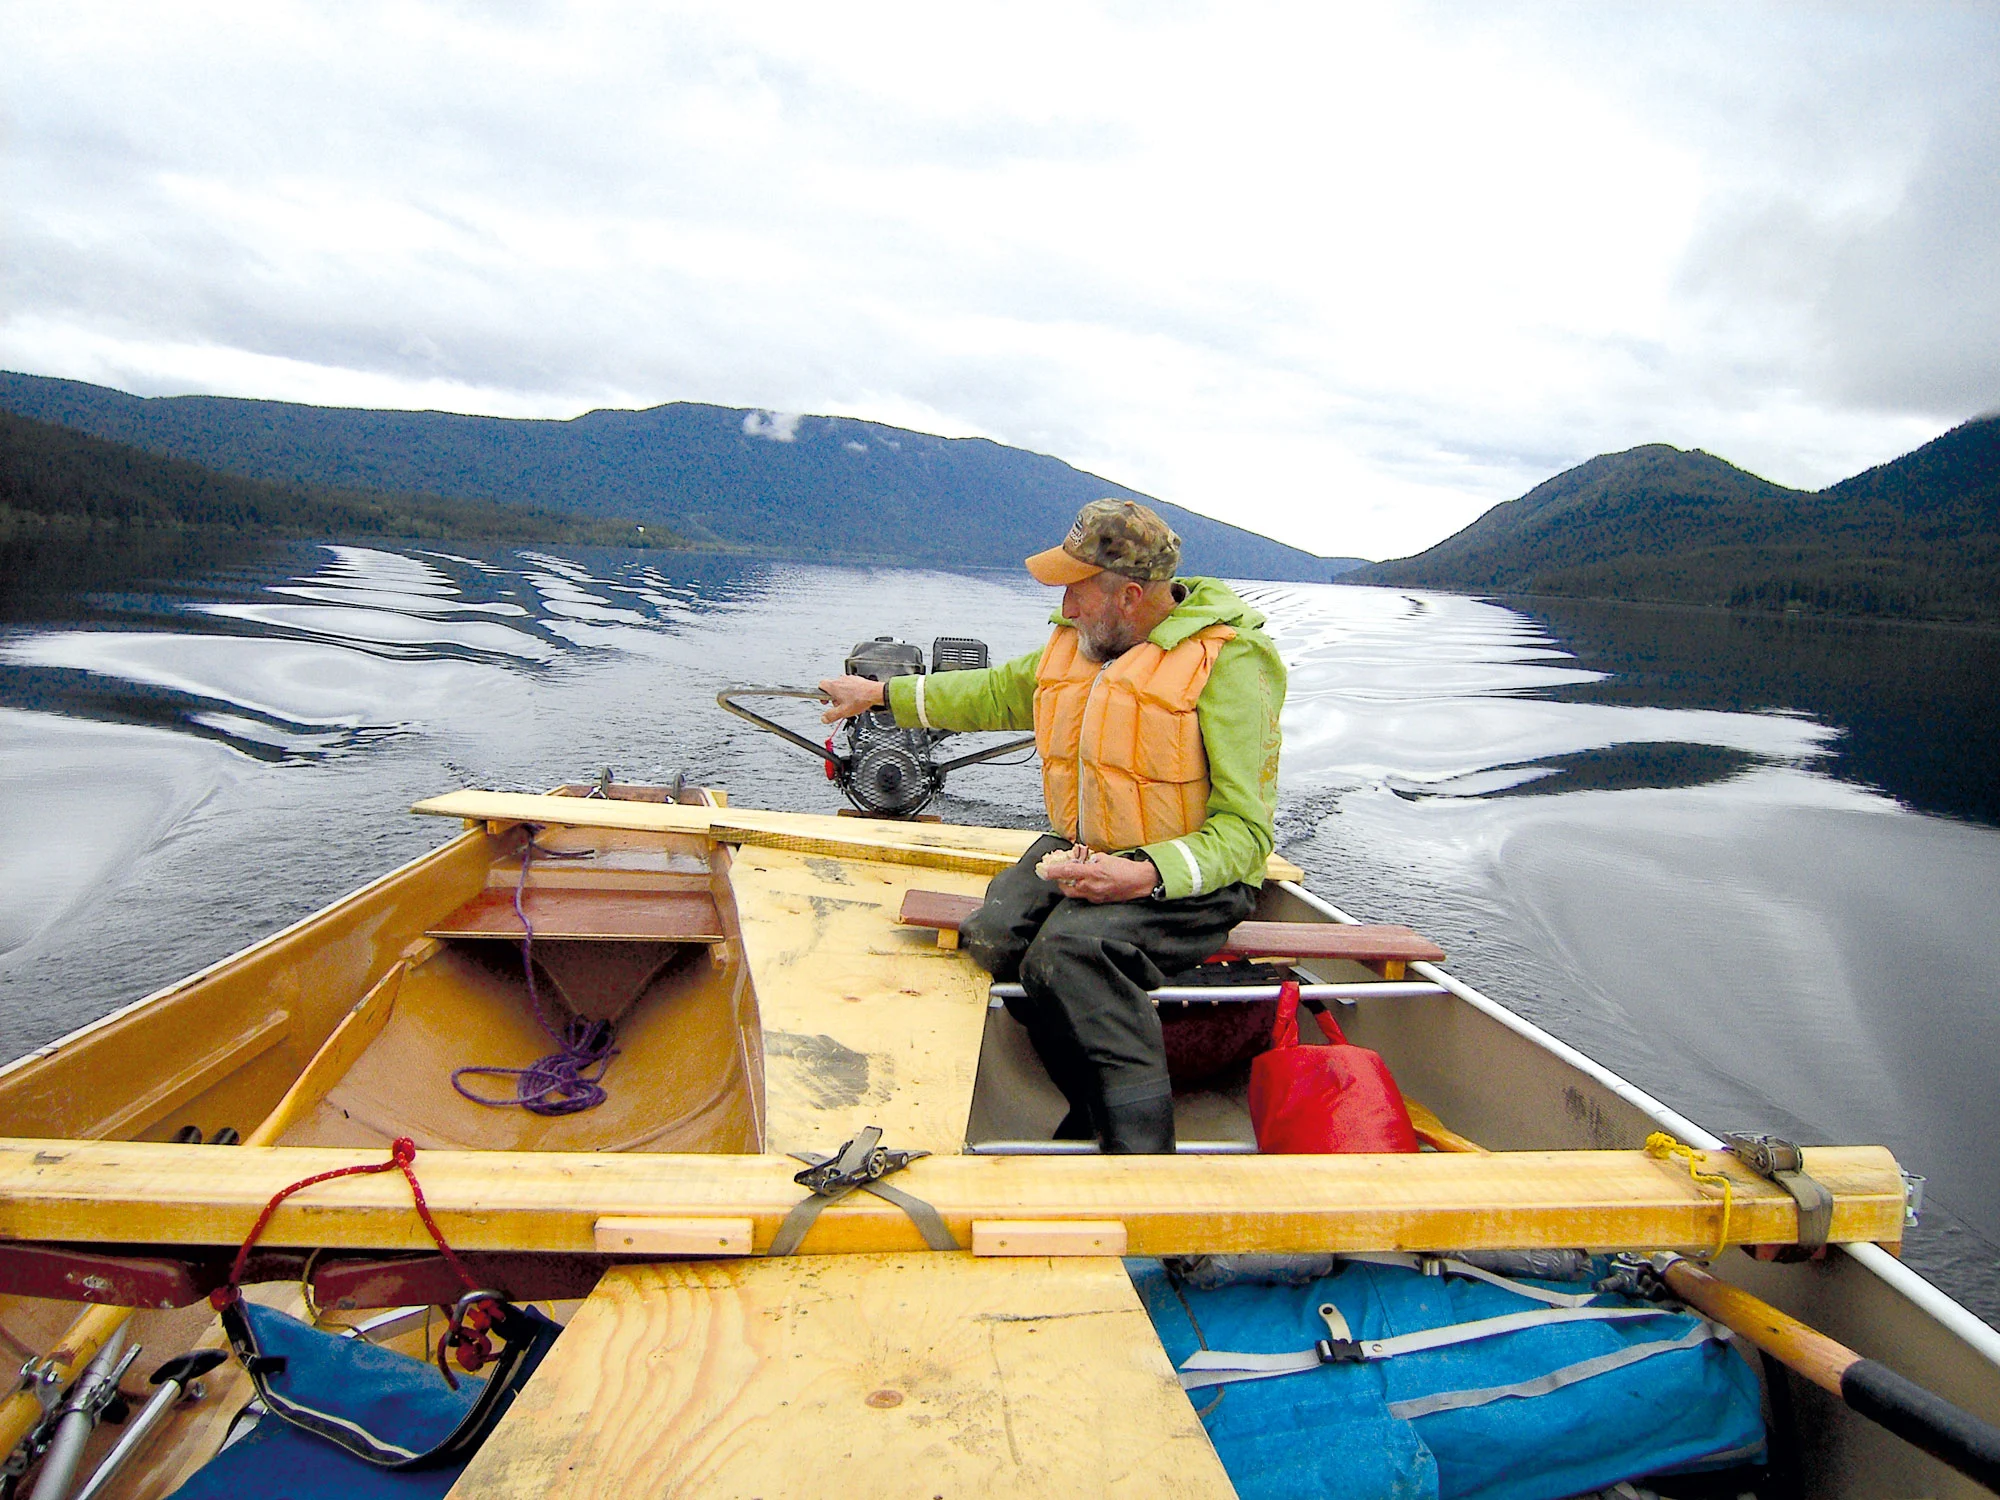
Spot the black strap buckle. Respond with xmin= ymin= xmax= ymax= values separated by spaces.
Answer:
xmin=1315 ymin=1338 xmax=1366 ymax=1364
xmin=1722 ymin=1131 xmax=1804 ymax=1177
xmin=1723 ymin=1131 xmax=1833 ymax=1254
xmin=769 ymin=1126 xmax=958 ymax=1256
xmin=792 ymin=1126 xmax=928 ymax=1197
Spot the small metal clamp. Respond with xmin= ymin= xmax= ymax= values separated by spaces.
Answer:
xmin=2 ymin=1356 xmax=70 ymax=1480
xmin=1597 ymin=1252 xmax=1675 ymax=1301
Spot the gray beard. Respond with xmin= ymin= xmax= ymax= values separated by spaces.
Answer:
xmin=1077 ymin=622 xmax=1142 ymax=663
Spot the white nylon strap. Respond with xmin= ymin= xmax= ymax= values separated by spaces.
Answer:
xmin=1177 ymin=1348 xmax=1324 ymax=1387
xmin=1370 ymin=1305 xmax=1678 ymax=1359
xmin=1342 ymin=1252 xmax=1604 ymax=1309
xmin=1386 ymin=1321 xmax=1724 ymax=1420
xmin=1177 ymin=1306 xmax=1681 ymax=1390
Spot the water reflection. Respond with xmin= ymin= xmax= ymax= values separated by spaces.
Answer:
xmin=0 ymin=552 xmax=1995 ymax=1325
xmin=1255 ymin=585 xmax=1838 ymax=800
xmin=1519 ymin=598 xmax=2000 ymax=826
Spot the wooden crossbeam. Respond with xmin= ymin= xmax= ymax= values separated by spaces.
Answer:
xmin=427 ymin=888 xmax=725 ymax=943
xmin=898 ymin=890 xmax=1445 ymax=965
xmin=409 ymin=789 xmax=1306 ymax=883
xmin=0 ymin=1139 xmax=1906 ymax=1256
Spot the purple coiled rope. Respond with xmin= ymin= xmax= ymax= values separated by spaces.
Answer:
xmin=452 ymin=831 xmax=620 ymax=1116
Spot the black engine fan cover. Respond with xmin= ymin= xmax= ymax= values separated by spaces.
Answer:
xmin=841 ymin=718 xmax=943 ymax=816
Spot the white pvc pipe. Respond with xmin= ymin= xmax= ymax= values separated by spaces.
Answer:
xmin=968 ymin=1139 xmax=1258 ymax=1155
xmin=1275 ymin=880 xmax=2000 ymax=1374
xmin=986 ymin=980 xmax=1448 ymax=1008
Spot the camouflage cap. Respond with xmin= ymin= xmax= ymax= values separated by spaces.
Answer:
xmin=1025 ymin=499 xmax=1182 ymax=585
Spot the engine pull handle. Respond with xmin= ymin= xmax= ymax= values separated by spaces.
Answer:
xmin=716 ymin=689 xmax=852 ymax=767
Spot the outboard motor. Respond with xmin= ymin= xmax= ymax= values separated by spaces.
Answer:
xmin=718 ymin=636 xmax=1035 ymax=818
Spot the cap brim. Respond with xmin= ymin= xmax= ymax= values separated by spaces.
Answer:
xmin=1025 ymin=545 xmax=1102 ymax=586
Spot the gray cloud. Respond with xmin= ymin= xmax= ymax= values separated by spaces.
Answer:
xmin=2 ymin=2 xmax=1995 ymax=560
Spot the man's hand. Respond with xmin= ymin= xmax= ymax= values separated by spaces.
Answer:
xmin=1040 ymin=850 xmax=1158 ymax=905
xmin=818 ymin=674 xmax=887 ymax=723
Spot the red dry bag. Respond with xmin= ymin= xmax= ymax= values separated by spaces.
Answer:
xmin=1248 ymin=980 xmax=1420 ymax=1154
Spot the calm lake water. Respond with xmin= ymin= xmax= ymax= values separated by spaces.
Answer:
xmin=2 ymin=544 xmax=1996 ymax=1325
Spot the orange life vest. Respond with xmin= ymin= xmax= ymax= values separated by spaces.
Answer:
xmin=1034 ymin=622 xmax=1235 ymax=851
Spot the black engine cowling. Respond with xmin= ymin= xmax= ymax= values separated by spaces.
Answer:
xmin=835 ymin=636 xmax=989 ymax=817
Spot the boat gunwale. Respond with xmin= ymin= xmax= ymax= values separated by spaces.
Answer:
xmin=1278 ymin=878 xmax=2000 ymax=1374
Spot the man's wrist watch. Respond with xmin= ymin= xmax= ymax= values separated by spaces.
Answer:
xmin=1139 ymin=854 xmax=1165 ymax=899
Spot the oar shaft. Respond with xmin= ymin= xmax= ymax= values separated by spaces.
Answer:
xmin=1660 ymin=1257 xmax=1854 ymax=1394
xmin=1662 ymin=1257 xmax=2000 ymax=1493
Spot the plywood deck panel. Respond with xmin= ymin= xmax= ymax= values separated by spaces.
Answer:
xmin=0 ymin=1140 xmax=1910 ymax=1255
xmin=445 ymin=1255 xmax=1234 ymax=1500
xmin=728 ymin=848 xmax=995 ymax=1155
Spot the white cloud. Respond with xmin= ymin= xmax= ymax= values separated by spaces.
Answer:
xmin=741 ymin=409 xmax=802 ymax=442
xmin=1 ymin=1 xmax=1994 ymax=561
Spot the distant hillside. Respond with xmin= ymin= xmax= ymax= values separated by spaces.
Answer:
xmin=1349 ymin=418 xmax=2000 ymax=623
xmin=0 ymin=372 xmax=1345 ymax=583
xmin=0 ymin=409 xmax=675 ymax=611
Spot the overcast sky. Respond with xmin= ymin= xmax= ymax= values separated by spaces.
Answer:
xmin=4 ymin=3 xmax=1997 ymax=560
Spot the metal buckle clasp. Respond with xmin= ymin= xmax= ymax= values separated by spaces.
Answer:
xmin=793 ymin=1126 xmax=929 ymax=1198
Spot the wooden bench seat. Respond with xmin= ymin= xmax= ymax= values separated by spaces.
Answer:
xmin=897 ymin=890 xmax=1444 ymax=976
xmin=428 ymin=887 xmax=726 ymax=943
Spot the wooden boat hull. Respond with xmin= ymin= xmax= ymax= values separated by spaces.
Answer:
xmin=0 ymin=789 xmax=1992 ymax=1499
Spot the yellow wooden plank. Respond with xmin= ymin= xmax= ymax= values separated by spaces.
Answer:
xmin=0 ymin=1140 xmax=1909 ymax=1255
xmin=594 ymin=1216 xmax=755 ymax=1255
xmin=413 ymin=789 xmax=716 ymax=832
xmin=973 ymin=1221 xmax=1129 ymax=1256
xmin=447 ymin=1254 xmax=1234 ymax=1500
xmin=729 ymin=848 xmax=995 ymax=1155
xmin=412 ymin=789 xmax=1303 ymax=882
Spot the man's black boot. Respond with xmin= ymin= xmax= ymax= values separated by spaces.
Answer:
xmin=1030 ymin=1023 xmax=1102 ymax=1141
xmin=1099 ymin=1094 xmax=1177 ymax=1155
xmin=1053 ymin=1105 xmax=1097 ymax=1141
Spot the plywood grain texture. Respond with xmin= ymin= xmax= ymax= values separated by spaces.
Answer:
xmin=0 ymin=1141 xmax=1909 ymax=1255
xmin=728 ymin=848 xmax=995 ymax=1155
xmin=444 ymin=1255 xmax=1234 ymax=1499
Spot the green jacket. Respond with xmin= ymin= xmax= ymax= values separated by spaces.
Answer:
xmin=886 ymin=577 xmax=1285 ymax=898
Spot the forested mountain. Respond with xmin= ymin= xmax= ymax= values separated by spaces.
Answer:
xmin=0 ymin=372 xmax=1352 ymax=582
xmin=1350 ymin=417 xmax=2000 ymax=623
xmin=0 ymin=409 xmax=672 ymax=610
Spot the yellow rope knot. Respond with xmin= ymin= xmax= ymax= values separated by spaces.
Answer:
xmin=1645 ymin=1131 xmax=1734 ymax=1258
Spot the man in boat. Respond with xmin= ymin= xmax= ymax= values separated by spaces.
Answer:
xmin=819 ymin=499 xmax=1285 ymax=1153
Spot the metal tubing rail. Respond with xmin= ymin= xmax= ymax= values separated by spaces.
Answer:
xmin=986 ymin=980 xmax=1448 ymax=1008
xmin=967 ymin=1139 xmax=1259 ymax=1155
xmin=1275 ymin=880 xmax=2000 ymax=1373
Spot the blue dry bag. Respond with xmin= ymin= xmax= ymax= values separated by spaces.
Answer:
xmin=1131 ymin=1255 xmax=1765 ymax=1500
xmin=170 ymin=1298 xmax=561 ymax=1499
